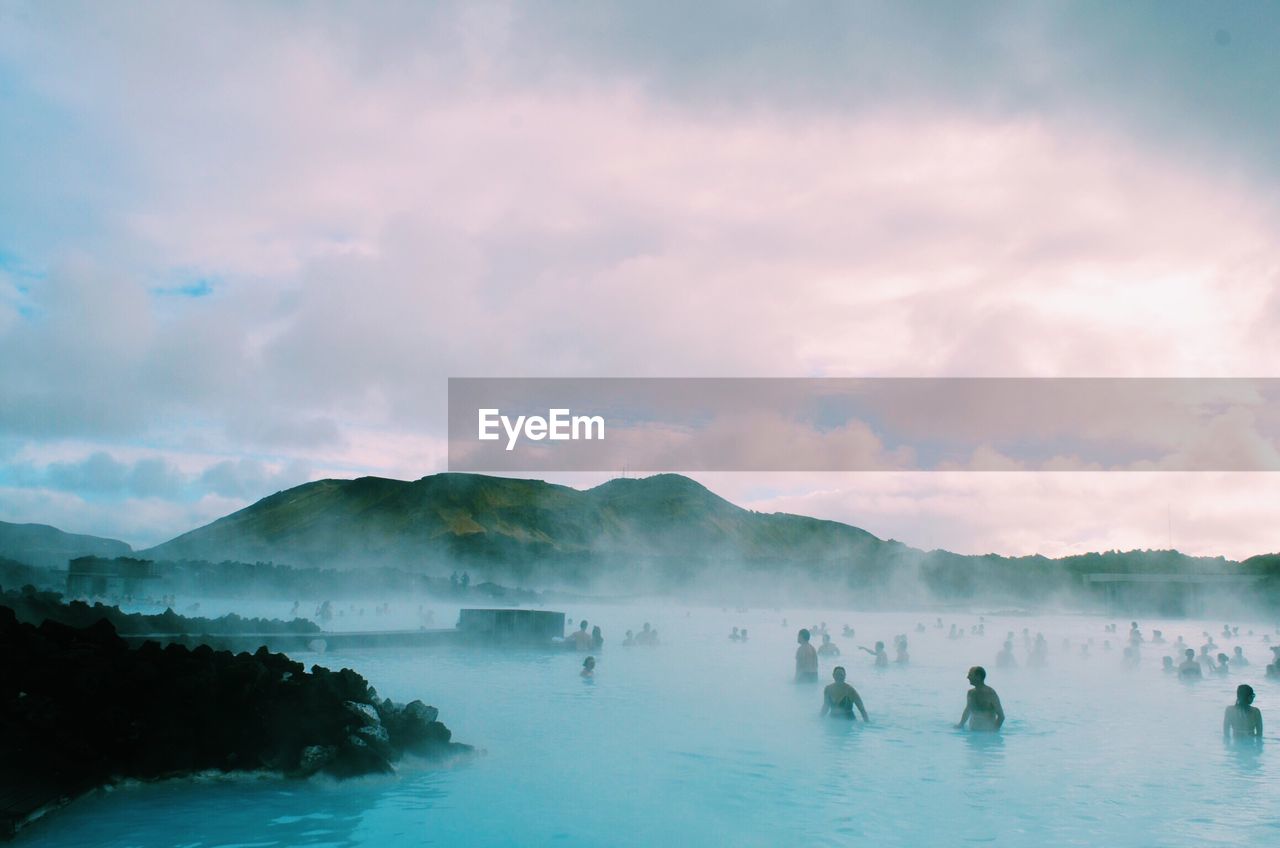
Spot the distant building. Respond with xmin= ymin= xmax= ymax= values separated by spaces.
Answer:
xmin=67 ymin=556 xmax=161 ymax=597
xmin=1084 ymin=572 xmax=1265 ymax=616
xmin=457 ymin=608 xmax=566 ymax=645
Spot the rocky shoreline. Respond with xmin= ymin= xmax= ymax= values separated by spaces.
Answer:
xmin=0 ymin=604 xmax=471 ymax=839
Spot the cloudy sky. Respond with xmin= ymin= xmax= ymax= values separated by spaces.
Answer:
xmin=1 ymin=1 xmax=1278 ymax=556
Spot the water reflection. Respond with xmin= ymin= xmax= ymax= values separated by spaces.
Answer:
xmin=1224 ymin=738 xmax=1264 ymax=775
xmin=962 ymin=728 xmax=1006 ymax=775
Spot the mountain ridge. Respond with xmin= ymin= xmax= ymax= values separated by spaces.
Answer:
xmin=0 ymin=520 xmax=133 ymax=571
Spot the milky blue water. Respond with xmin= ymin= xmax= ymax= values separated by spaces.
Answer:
xmin=26 ymin=600 xmax=1280 ymax=847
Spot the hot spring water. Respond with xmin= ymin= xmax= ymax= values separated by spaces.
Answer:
xmin=28 ymin=602 xmax=1280 ymax=847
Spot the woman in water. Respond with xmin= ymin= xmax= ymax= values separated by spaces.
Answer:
xmin=819 ymin=667 xmax=869 ymax=721
xmin=581 ymin=656 xmax=596 ymax=678
xmin=1224 ymin=684 xmax=1262 ymax=741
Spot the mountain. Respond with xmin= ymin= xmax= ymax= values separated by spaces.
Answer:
xmin=139 ymin=472 xmax=1247 ymax=604
xmin=0 ymin=521 xmax=133 ymax=570
xmin=141 ymin=473 xmax=899 ymax=585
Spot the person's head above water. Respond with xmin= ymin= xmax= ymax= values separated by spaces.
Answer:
xmin=967 ymin=666 xmax=987 ymax=685
xmin=579 ymin=620 xmax=588 ymax=631
xmin=875 ymin=641 xmax=885 ymax=651
xmin=798 ymin=628 xmax=811 ymax=643
xmin=583 ymin=656 xmax=595 ymax=669
xmin=833 ymin=666 xmax=847 ymax=682
xmin=1186 ymin=649 xmax=1196 ymax=660
xmin=1237 ymin=684 xmax=1255 ymax=706
xmin=822 ymin=633 xmax=831 ymax=643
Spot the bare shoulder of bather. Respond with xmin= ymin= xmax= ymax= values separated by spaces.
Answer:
xmin=1224 ymin=704 xmax=1263 ymax=738
xmin=963 ymin=685 xmax=1004 ymax=729
xmin=821 ymin=681 xmax=867 ymax=720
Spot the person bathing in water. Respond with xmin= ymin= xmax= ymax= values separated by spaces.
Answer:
xmin=1179 ymin=648 xmax=1203 ymax=680
xmin=581 ymin=656 xmax=596 ymax=678
xmin=956 ymin=666 xmax=1005 ymax=732
xmin=820 ymin=667 xmax=869 ymax=721
xmin=795 ymin=629 xmax=819 ymax=682
xmin=859 ymin=640 xmax=889 ymax=667
xmin=1224 ymin=684 xmax=1262 ymax=741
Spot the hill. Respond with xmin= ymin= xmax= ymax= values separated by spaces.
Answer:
xmin=0 ymin=520 xmax=132 ymax=570
xmin=142 ymin=473 xmax=896 ymax=585
xmin=139 ymin=472 xmax=1251 ymax=605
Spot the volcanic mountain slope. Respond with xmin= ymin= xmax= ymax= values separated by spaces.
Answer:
xmin=140 ymin=472 xmax=1244 ymax=598
xmin=141 ymin=473 xmax=896 ymax=582
xmin=0 ymin=520 xmax=133 ymax=570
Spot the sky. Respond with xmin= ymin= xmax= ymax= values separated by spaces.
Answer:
xmin=1 ymin=1 xmax=1279 ymax=556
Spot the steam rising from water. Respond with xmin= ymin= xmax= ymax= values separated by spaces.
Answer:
xmin=32 ymin=594 xmax=1280 ymax=847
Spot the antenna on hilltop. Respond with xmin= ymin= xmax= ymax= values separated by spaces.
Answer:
xmin=1167 ymin=503 xmax=1173 ymax=551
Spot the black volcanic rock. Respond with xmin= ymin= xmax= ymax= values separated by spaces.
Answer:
xmin=0 ymin=585 xmax=320 ymax=636
xmin=0 ymin=605 xmax=470 ymax=835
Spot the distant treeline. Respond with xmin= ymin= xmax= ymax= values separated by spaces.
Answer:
xmin=68 ymin=556 xmax=542 ymax=603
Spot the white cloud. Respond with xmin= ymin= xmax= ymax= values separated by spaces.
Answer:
xmin=1 ymin=2 xmax=1279 ymax=552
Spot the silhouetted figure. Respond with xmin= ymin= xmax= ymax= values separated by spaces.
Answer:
xmin=623 ymin=629 xmax=635 ymax=647
xmin=956 ymin=666 xmax=1004 ymax=732
xmin=1224 ymin=684 xmax=1262 ymax=741
xmin=996 ymin=641 xmax=1017 ymax=669
xmin=1199 ymin=646 xmax=1217 ymax=672
xmin=460 ymin=572 xmax=470 ymax=589
xmin=1029 ymin=634 xmax=1048 ymax=668
xmin=1233 ymin=646 xmax=1249 ymax=667
xmin=740 ymin=628 xmax=749 ymax=642
xmin=567 ymin=619 xmax=592 ymax=651
xmin=730 ymin=627 xmax=741 ymax=641
xmin=591 ymin=625 xmax=604 ymax=651
xmin=1179 ymin=648 xmax=1203 ymax=680
xmin=1162 ymin=656 xmax=1175 ymax=673
xmin=894 ymin=635 xmax=909 ymax=665
xmin=820 ymin=666 xmax=868 ymax=721
xmin=818 ymin=633 xmax=840 ymax=657
xmin=581 ymin=656 xmax=596 ymax=678
xmin=1215 ymin=653 xmax=1230 ymax=675
xmin=859 ymin=641 xmax=888 ymax=667
xmin=795 ymin=629 xmax=819 ymax=683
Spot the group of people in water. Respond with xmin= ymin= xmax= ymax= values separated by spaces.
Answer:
xmin=564 ymin=618 xmax=605 ymax=651
xmin=798 ymin=618 xmax=1268 ymax=738
xmin=798 ymin=627 xmax=1004 ymax=730
xmin=565 ymin=612 xmax=1268 ymax=739
xmin=565 ymin=618 xmax=664 ymax=678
